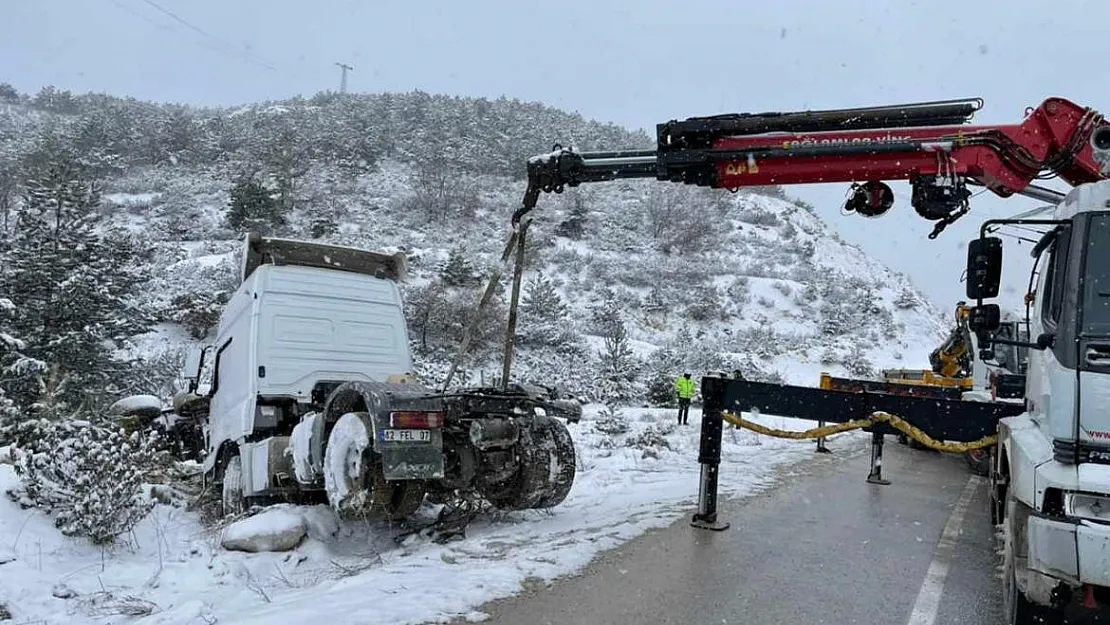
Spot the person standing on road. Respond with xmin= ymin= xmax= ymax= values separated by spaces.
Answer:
xmin=675 ymin=373 xmax=695 ymax=425
xmin=728 ymin=369 xmax=745 ymax=429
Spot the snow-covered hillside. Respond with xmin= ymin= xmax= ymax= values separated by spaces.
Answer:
xmin=0 ymin=89 xmax=949 ymax=404
xmin=111 ymin=160 xmax=949 ymax=398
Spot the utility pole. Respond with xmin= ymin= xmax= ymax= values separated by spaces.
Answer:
xmin=334 ymin=62 xmax=353 ymax=95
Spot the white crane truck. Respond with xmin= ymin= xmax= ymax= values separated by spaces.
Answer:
xmin=974 ymin=126 xmax=1110 ymax=623
xmin=165 ymin=233 xmax=579 ymax=521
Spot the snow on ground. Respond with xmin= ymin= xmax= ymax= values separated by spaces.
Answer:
xmin=0 ymin=406 xmax=866 ymax=625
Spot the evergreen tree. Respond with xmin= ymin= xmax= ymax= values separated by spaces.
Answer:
xmin=226 ymin=178 xmax=283 ymax=235
xmin=310 ymin=217 xmax=339 ymax=239
xmin=0 ymin=140 xmax=150 ymax=413
xmin=554 ymin=194 xmax=588 ymax=240
xmin=642 ymin=286 xmax=668 ymax=323
xmin=595 ymin=320 xmax=641 ymax=403
xmin=440 ymin=247 xmax=478 ymax=287
xmin=518 ymin=272 xmax=573 ymax=348
xmin=590 ymin=289 xmax=623 ymax=337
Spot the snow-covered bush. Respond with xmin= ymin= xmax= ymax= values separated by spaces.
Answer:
xmin=6 ymin=419 xmax=161 ymax=544
xmin=594 ymin=405 xmax=630 ymax=435
xmin=736 ymin=206 xmax=780 ymax=227
xmin=626 ymin=423 xmax=675 ymax=452
xmin=894 ymin=287 xmax=918 ymax=310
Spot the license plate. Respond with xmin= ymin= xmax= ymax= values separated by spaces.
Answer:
xmin=381 ymin=429 xmax=431 ymax=443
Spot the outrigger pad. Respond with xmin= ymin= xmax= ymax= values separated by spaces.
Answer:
xmin=691 ymin=516 xmax=731 ymax=531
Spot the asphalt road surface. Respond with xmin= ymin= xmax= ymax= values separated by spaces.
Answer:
xmin=456 ymin=438 xmax=1003 ymax=625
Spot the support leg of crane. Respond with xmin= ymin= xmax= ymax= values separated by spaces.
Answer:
xmin=690 ymin=463 xmax=729 ymax=531
xmin=691 ymin=376 xmax=730 ymax=531
xmin=866 ymin=431 xmax=891 ymax=485
xmin=816 ymin=421 xmax=832 ymax=454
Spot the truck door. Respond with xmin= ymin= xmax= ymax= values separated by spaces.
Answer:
xmin=1077 ymin=213 xmax=1110 ymax=446
xmin=1030 ymin=224 xmax=1078 ymax=444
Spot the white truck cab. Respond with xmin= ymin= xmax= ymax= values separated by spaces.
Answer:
xmin=972 ymin=172 xmax=1110 ymax=622
xmin=172 ymin=233 xmax=579 ymax=522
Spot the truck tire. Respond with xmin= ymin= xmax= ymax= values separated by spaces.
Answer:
xmin=221 ymin=455 xmax=246 ymax=517
xmin=324 ymin=411 xmax=426 ymax=522
xmin=965 ymin=449 xmax=991 ymax=477
xmin=486 ymin=415 xmax=577 ymax=511
xmin=535 ymin=416 xmax=576 ymax=508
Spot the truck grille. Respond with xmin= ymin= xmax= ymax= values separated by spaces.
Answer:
xmin=1053 ymin=439 xmax=1110 ymax=465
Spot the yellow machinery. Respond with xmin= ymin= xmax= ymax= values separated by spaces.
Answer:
xmin=881 ymin=303 xmax=974 ymax=389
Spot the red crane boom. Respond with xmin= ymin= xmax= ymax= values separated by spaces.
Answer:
xmin=521 ymin=97 xmax=1108 ymax=238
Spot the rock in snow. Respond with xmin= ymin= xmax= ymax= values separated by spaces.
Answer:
xmin=107 ymin=394 xmax=163 ymax=419
xmin=220 ymin=507 xmax=307 ymax=553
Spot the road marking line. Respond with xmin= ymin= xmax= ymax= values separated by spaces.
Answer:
xmin=906 ymin=475 xmax=982 ymax=625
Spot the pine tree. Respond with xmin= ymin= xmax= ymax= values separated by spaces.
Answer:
xmin=440 ymin=247 xmax=478 ymax=287
xmin=519 ymin=273 xmax=575 ymax=349
xmin=642 ymin=286 xmax=668 ymax=322
xmin=595 ymin=320 xmax=641 ymax=403
xmin=554 ymin=194 xmax=588 ymax=240
xmin=226 ymin=178 xmax=283 ymax=235
xmin=590 ymin=289 xmax=624 ymax=337
xmin=0 ymin=140 xmax=150 ymax=413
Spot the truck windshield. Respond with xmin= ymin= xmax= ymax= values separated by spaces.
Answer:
xmin=1084 ymin=214 xmax=1110 ymax=335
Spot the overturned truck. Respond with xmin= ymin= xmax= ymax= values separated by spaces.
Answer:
xmin=158 ymin=233 xmax=579 ymax=520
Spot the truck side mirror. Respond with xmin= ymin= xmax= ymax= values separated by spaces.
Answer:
xmin=183 ymin=347 xmax=206 ymax=394
xmin=966 ymin=236 xmax=1003 ymax=299
xmin=968 ymin=304 xmax=1001 ymax=333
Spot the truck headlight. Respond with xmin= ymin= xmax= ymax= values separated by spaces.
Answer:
xmin=1064 ymin=492 xmax=1110 ymax=523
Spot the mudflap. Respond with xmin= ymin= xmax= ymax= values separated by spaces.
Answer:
xmin=369 ymin=412 xmax=446 ymax=481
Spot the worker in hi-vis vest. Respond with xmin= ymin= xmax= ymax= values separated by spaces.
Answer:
xmin=675 ymin=372 xmax=696 ymax=425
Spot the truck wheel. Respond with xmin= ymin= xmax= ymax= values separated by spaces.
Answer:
xmin=535 ymin=416 xmax=576 ymax=508
xmin=221 ymin=455 xmax=246 ymax=517
xmin=324 ymin=411 xmax=426 ymax=522
xmin=485 ymin=415 xmax=577 ymax=511
xmin=965 ymin=449 xmax=991 ymax=477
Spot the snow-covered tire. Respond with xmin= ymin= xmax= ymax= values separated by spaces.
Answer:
xmin=486 ymin=415 xmax=576 ymax=511
xmin=323 ymin=411 xmax=425 ymax=522
xmin=535 ymin=416 xmax=576 ymax=508
xmin=221 ymin=455 xmax=246 ymax=517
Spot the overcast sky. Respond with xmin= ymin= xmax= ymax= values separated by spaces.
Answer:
xmin=4 ymin=0 xmax=1109 ymax=313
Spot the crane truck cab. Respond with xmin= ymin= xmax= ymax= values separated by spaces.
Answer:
xmin=969 ymin=128 xmax=1110 ymax=623
xmin=171 ymin=233 xmax=579 ymax=521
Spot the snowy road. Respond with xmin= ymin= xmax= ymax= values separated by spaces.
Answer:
xmin=457 ymin=440 xmax=1004 ymax=625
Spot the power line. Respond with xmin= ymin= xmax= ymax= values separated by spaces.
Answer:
xmin=106 ymin=0 xmax=243 ymax=61
xmin=135 ymin=0 xmax=284 ymax=74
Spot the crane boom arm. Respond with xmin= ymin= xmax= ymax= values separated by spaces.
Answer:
xmin=520 ymin=97 xmax=1107 ymax=238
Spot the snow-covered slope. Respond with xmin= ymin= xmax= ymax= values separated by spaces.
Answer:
xmin=0 ymin=91 xmax=950 ymax=401
xmin=111 ymin=162 xmax=949 ymax=399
